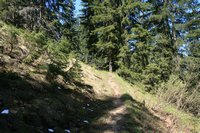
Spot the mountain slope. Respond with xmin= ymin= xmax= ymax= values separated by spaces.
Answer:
xmin=0 ymin=60 xmax=200 ymax=132
xmin=0 ymin=22 xmax=199 ymax=132
xmin=81 ymin=63 xmax=200 ymax=133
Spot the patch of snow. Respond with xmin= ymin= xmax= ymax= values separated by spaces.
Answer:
xmin=57 ymin=86 xmax=62 ymax=90
xmin=1 ymin=109 xmax=9 ymax=114
xmin=48 ymin=129 xmax=54 ymax=132
xmin=64 ymin=129 xmax=71 ymax=133
xmin=83 ymin=120 xmax=89 ymax=124
xmin=88 ymin=109 xmax=94 ymax=112
xmin=82 ymin=107 xmax=86 ymax=109
xmin=87 ymin=104 xmax=90 ymax=107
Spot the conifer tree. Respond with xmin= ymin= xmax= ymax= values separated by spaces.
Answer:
xmin=80 ymin=0 xmax=200 ymax=90
xmin=80 ymin=0 xmax=97 ymax=63
xmin=117 ymin=0 xmax=152 ymax=83
xmin=183 ymin=0 xmax=200 ymax=90
xmin=90 ymin=0 xmax=120 ymax=72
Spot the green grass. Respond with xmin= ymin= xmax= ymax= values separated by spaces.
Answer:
xmin=163 ymin=105 xmax=200 ymax=132
xmin=110 ymin=72 xmax=200 ymax=132
xmin=80 ymin=63 xmax=200 ymax=132
xmin=1 ymin=58 xmax=200 ymax=132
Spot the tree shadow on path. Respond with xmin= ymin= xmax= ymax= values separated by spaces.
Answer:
xmin=0 ymin=71 xmax=165 ymax=133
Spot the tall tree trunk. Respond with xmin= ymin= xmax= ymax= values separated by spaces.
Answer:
xmin=109 ymin=51 xmax=112 ymax=72
xmin=171 ymin=14 xmax=180 ymax=73
xmin=39 ymin=0 xmax=45 ymax=27
xmin=171 ymin=15 xmax=177 ymax=54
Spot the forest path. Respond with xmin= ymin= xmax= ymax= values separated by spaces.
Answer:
xmin=104 ymin=74 xmax=178 ymax=133
xmin=97 ymin=73 xmax=128 ymax=133
xmin=81 ymin=63 xmax=191 ymax=133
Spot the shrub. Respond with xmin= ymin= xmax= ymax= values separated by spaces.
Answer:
xmin=156 ymin=75 xmax=200 ymax=116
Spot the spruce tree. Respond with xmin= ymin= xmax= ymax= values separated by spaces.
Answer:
xmin=90 ymin=0 xmax=120 ymax=71
xmin=183 ymin=0 xmax=200 ymax=91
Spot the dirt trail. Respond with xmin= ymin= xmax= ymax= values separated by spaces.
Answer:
xmin=81 ymin=64 xmax=181 ymax=132
xmin=98 ymin=73 xmax=172 ymax=133
xmin=99 ymin=73 xmax=127 ymax=133
xmin=108 ymin=73 xmax=120 ymax=97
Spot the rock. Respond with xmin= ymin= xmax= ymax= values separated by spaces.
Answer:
xmin=2 ymin=55 xmax=11 ymax=63
xmin=19 ymin=45 xmax=29 ymax=55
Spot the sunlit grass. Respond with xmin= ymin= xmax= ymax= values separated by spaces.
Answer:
xmin=79 ymin=62 xmax=200 ymax=132
xmin=110 ymin=71 xmax=200 ymax=132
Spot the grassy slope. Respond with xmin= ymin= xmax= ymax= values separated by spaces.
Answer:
xmin=0 ymin=22 xmax=199 ymax=132
xmin=113 ymin=73 xmax=200 ymax=132
xmin=81 ymin=63 xmax=200 ymax=133
xmin=1 ymin=60 xmax=200 ymax=132
xmin=80 ymin=63 xmax=165 ymax=132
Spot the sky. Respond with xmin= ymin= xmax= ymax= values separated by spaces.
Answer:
xmin=74 ymin=0 xmax=83 ymax=17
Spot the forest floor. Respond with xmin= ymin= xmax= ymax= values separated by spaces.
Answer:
xmin=0 ymin=61 xmax=200 ymax=133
